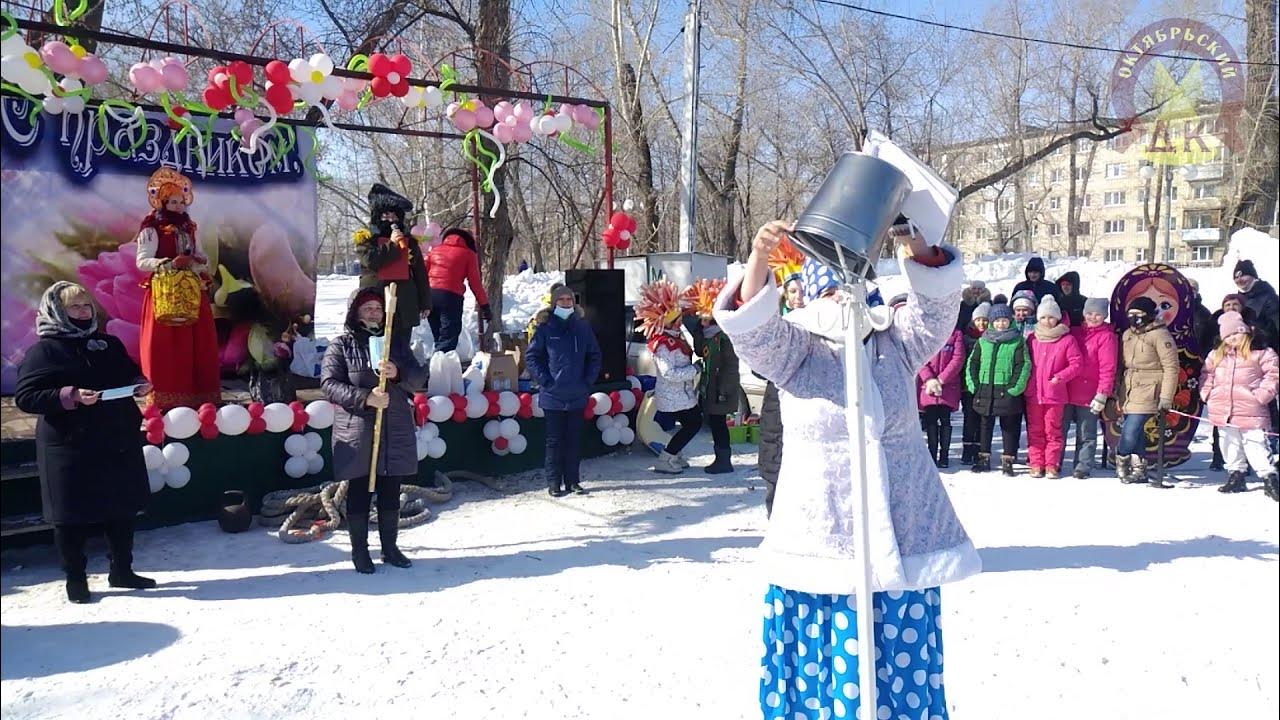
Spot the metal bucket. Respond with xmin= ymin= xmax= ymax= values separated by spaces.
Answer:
xmin=792 ymin=152 xmax=912 ymax=280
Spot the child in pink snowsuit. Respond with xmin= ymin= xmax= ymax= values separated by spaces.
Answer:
xmin=1025 ymin=295 xmax=1083 ymax=477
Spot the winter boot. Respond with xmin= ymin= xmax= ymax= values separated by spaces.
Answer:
xmin=705 ymin=445 xmax=734 ymax=474
xmin=566 ymin=480 xmax=588 ymax=494
xmin=1045 ymin=467 xmax=1060 ymax=479
xmin=1072 ymin=466 xmax=1089 ymax=479
xmin=1116 ymin=455 xmax=1137 ymax=484
xmin=65 ymin=576 xmax=91 ymax=604
xmin=960 ymin=444 xmax=977 ymax=465
xmin=972 ymin=453 xmax=991 ymax=473
xmin=55 ymin=525 xmax=91 ymax=603
xmin=676 ymin=452 xmax=691 ymax=469
xmin=348 ymin=514 xmax=376 ymax=574
xmin=924 ymin=424 xmax=939 ymax=467
xmin=1263 ymin=474 xmax=1280 ymax=502
xmin=652 ymin=451 xmax=684 ymax=474
xmin=105 ymin=521 xmax=156 ymax=590
xmin=1029 ymin=466 xmax=1044 ymax=478
xmin=1001 ymin=455 xmax=1016 ymax=477
xmin=548 ymin=484 xmax=568 ymax=497
xmin=1218 ymin=470 xmax=1248 ymax=494
xmin=377 ymin=493 xmax=412 ymax=568
xmin=937 ymin=426 xmax=953 ymax=468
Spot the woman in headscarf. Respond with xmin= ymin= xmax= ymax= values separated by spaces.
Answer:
xmin=135 ymin=167 xmax=220 ymax=410
xmin=16 ymin=282 xmax=155 ymax=604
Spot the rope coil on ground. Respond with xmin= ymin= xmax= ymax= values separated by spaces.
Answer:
xmin=257 ymin=472 xmax=456 ymax=544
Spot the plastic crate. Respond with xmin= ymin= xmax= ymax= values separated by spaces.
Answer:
xmin=728 ymin=425 xmax=751 ymax=444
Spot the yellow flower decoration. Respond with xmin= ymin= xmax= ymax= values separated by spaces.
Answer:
xmin=352 ymin=228 xmax=372 ymax=246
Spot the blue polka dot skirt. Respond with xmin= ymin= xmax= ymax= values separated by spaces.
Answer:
xmin=759 ymin=585 xmax=947 ymax=720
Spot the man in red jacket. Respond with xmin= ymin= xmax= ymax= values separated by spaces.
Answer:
xmin=425 ymin=228 xmax=491 ymax=353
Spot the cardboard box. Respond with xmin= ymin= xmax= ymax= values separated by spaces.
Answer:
xmin=485 ymin=351 xmax=519 ymax=393
xmin=497 ymin=333 xmax=529 ymax=378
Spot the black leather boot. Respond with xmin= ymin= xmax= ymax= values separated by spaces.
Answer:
xmin=1262 ymin=474 xmax=1279 ymax=502
xmin=1001 ymin=455 xmax=1016 ymax=477
xmin=937 ymin=426 xmax=952 ymax=468
xmin=1219 ymin=470 xmax=1248 ymax=493
xmin=348 ymin=514 xmax=375 ymax=574
xmin=377 ymin=486 xmax=412 ymax=568
xmin=705 ymin=445 xmax=734 ymax=474
xmin=960 ymin=443 xmax=977 ymax=465
xmin=972 ymin=452 xmax=990 ymax=473
xmin=923 ymin=423 xmax=938 ymax=466
xmin=55 ymin=525 xmax=91 ymax=604
xmin=105 ymin=519 xmax=156 ymax=590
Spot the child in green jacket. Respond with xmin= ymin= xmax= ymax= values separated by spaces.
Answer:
xmin=966 ymin=303 xmax=1031 ymax=475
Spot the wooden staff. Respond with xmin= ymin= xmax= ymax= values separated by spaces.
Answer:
xmin=368 ymin=284 xmax=398 ymax=493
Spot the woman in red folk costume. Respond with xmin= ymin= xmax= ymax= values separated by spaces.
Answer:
xmin=135 ymin=168 xmax=220 ymax=410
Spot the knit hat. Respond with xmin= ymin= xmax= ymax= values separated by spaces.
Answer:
xmin=989 ymin=303 xmax=1014 ymax=322
xmin=802 ymin=258 xmax=840 ymax=302
xmin=1037 ymin=295 xmax=1062 ymax=320
xmin=1218 ymin=310 xmax=1248 ymax=339
xmin=1127 ymin=296 xmax=1158 ymax=317
xmin=550 ymin=283 xmax=575 ymax=303
xmin=992 ymin=294 xmax=1008 ymax=305
xmin=368 ymin=182 xmax=413 ymax=222
xmin=1012 ymin=289 xmax=1037 ymax=311
xmin=1083 ymin=297 xmax=1109 ymax=318
xmin=972 ymin=301 xmax=992 ymax=321
xmin=1234 ymin=259 xmax=1258 ymax=279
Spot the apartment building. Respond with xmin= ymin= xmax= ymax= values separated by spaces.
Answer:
xmin=938 ymin=110 xmax=1235 ymax=266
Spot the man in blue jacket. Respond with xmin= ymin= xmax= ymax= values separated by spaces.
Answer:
xmin=526 ymin=284 xmax=603 ymax=496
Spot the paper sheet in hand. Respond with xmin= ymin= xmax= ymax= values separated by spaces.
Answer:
xmin=99 ymin=384 xmax=141 ymax=401
xmin=861 ymin=131 xmax=958 ymax=247
xmin=368 ymin=336 xmax=386 ymax=365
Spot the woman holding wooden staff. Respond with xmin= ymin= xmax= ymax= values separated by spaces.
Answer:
xmin=321 ymin=287 xmax=424 ymax=573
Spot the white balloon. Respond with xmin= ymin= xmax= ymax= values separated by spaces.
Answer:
xmin=162 ymin=442 xmax=190 ymax=467
xmin=423 ymin=85 xmax=443 ymax=108
xmin=427 ymin=396 xmax=453 ymax=423
xmin=618 ymin=389 xmax=637 ymax=412
xmin=628 ymin=376 xmax=642 ymax=390
xmin=531 ymin=393 xmax=546 ymax=418
xmin=283 ymin=433 xmax=309 ymax=457
xmin=465 ymin=393 xmax=488 ymax=419
xmin=163 ymin=407 xmax=200 ymax=439
xmin=143 ymin=445 xmax=165 ymax=471
xmin=263 ymin=403 xmax=294 ymax=433
xmin=590 ymin=392 xmax=611 ymax=416
xmin=284 ymin=455 xmax=309 ymax=478
xmin=416 ymin=435 xmax=430 ymax=460
xmin=499 ymin=418 xmax=520 ymax=439
xmin=613 ymin=414 xmax=630 ymax=429
xmin=304 ymin=432 xmax=323 ymax=455
xmin=618 ymin=427 xmax=635 ymax=445
xmin=147 ymin=469 xmax=166 ymax=493
xmin=596 ymin=415 xmax=614 ymax=433
xmin=483 ymin=420 xmax=502 ymax=441
xmin=420 ymin=422 xmax=439 ymax=441
xmin=165 ymin=465 xmax=191 ymax=489
xmin=216 ymin=404 xmax=252 ymax=435
xmin=306 ymin=453 xmax=324 ymax=474
xmin=426 ymin=437 xmax=447 ymax=459
xmin=305 ymin=400 xmax=335 ymax=429
xmin=601 ymin=427 xmax=621 ymax=446
xmin=497 ymin=391 xmax=520 ymax=416
xmin=508 ymin=434 xmax=528 ymax=454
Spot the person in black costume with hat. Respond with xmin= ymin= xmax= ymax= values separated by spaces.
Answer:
xmin=355 ymin=183 xmax=431 ymax=379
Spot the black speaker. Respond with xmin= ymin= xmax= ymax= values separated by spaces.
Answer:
xmin=565 ymin=269 xmax=626 ymax=384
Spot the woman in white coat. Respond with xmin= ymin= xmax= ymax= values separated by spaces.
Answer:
xmin=714 ymin=220 xmax=981 ymax=720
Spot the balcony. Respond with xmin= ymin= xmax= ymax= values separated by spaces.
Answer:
xmin=1181 ymin=227 xmax=1221 ymax=243
xmin=1190 ymin=162 xmax=1225 ymax=180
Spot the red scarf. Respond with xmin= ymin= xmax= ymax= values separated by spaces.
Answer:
xmin=647 ymin=331 xmax=691 ymax=357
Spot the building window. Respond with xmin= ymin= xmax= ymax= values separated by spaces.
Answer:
xmin=999 ymin=227 xmax=1012 ymax=240
xmin=1050 ymin=223 xmax=1061 ymax=236
xmin=998 ymin=197 xmax=1013 ymax=213
xmin=1170 ymin=186 xmax=1178 ymax=201
xmin=1164 ymin=247 xmax=1177 ymax=262
xmin=1137 ymin=188 xmax=1149 ymax=203
xmin=1104 ymin=248 xmax=1124 ymax=262
xmin=1081 ymin=194 xmax=1092 ymax=207
xmin=1104 ymin=219 xmax=1126 ymax=234
xmin=1187 ymin=212 xmax=1214 ymax=229
xmin=1105 ymin=163 xmax=1125 ymax=178
xmin=1192 ymin=246 xmax=1213 ymax=262
xmin=976 ymin=227 xmax=988 ymax=240
xmin=1049 ymin=196 xmax=1062 ymax=210
xmin=1136 ymin=247 xmax=1148 ymax=262
xmin=1077 ymin=221 xmax=1091 ymax=236
xmin=1051 ymin=169 xmax=1065 ymax=183
xmin=1169 ymin=216 xmax=1177 ymax=230
xmin=1136 ymin=217 xmax=1148 ymax=232
xmin=1074 ymin=166 xmax=1090 ymax=181
xmin=1104 ymin=191 xmax=1126 ymax=206
xmin=1192 ymin=183 xmax=1218 ymax=199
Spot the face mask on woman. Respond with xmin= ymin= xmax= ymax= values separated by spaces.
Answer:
xmin=553 ymin=306 xmax=574 ymax=320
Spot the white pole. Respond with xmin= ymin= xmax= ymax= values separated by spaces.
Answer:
xmin=677 ymin=0 xmax=701 ymax=253
xmin=840 ymin=268 xmax=879 ymax=719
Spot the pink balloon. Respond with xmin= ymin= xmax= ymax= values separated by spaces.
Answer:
xmin=473 ymin=103 xmax=495 ymax=129
xmin=451 ymin=108 xmax=477 ymax=132
xmin=40 ymin=41 xmax=79 ymax=75
xmin=337 ymin=91 xmax=360 ymax=110
xmin=234 ymin=108 xmax=254 ymax=123
xmin=559 ymin=103 xmax=577 ymax=121
xmin=78 ymin=56 xmax=108 ymax=85
xmin=425 ymin=221 xmax=442 ymax=239
xmin=492 ymin=122 xmax=514 ymax=144
xmin=493 ymin=101 xmax=513 ymax=123
xmin=513 ymin=101 xmax=533 ymax=121
xmin=129 ymin=63 xmax=165 ymax=94
xmin=578 ymin=107 xmax=601 ymax=131
xmin=160 ymin=62 xmax=189 ymax=91
xmin=573 ymin=104 xmax=596 ymax=126
xmin=513 ymin=124 xmax=533 ymax=143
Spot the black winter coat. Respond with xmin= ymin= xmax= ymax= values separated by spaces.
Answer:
xmin=15 ymin=334 xmax=149 ymax=525
xmin=1241 ymin=280 xmax=1280 ymax=352
xmin=321 ymin=298 xmax=427 ymax=482
xmin=1055 ymin=271 xmax=1086 ymax=326
xmin=758 ymin=381 xmax=782 ymax=490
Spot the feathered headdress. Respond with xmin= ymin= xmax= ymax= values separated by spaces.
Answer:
xmin=636 ymin=280 xmax=684 ymax=339
xmin=682 ymin=278 xmax=726 ymax=319
xmin=768 ymin=235 xmax=805 ymax=288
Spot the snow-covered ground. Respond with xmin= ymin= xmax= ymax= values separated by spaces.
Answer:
xmin=2 ymin=425 xmax=1277 ymax=719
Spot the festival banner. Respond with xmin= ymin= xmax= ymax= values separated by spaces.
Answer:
xmin=1102 ymin=263 xmax=1204 ymax=467
xmin=0 ymin=98 xmax=318 ymax=395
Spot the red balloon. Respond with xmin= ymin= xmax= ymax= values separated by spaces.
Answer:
xmin=146 ymin=430 xmax=165 ymax=445
xmin=264 ymin=59 xmax=291 ymax=86
xmin=247 ymin=402 xmax=265 ymax=418
xmin=518 ymin=392 xmax=533 ymax=407
xmin=516 ymin=405 xmax=533 ymax=419
xmin=609 ymin=211 xmax=630 ymax=229
xmin=389 ymin=80 xmax=409 ymax=98
xmin=602 ymin=226 xmax=620 ymax=244
xmin=494 ymin=436 xmax=509 ymax=451
xmin=202 ymin=85 xmax=232 ymax=111
xmin=200 ymin=424 xmax=219 ymax=440
xmin=145 ymin=417 xmax=164 ymax=432
xmin=611 ymin=399 xmax=622 ymax=415
xmin=247 ymin=417 xmax=267 ymax=434
xmin=199 ymin=402 xmax=218 ymax=414
xmin=616 ymin=238 xmax=631 ymax=251
xmin=143 ymin=404 xmax=161 ymax=419
xmin=289 ymin=400 xmax=305 ymax=412
xmin=206 ymin=65 xmax=228 ymax=85
xmin=452 ymin=408 xmax=467 ymax=423
xmin=486 ymin=399 xmax=500 ymax=417
xmin=228 ymin=61 xmax=254 ymax=87
xmin=368 ymin=53 xmax=390 ymax=76
xmin=450 ymin=394 xmax=466 ymax=410
xmin=582 ymin=406 xmax=595 ymax=420
xmin=264 ymin=82 xmax=293 ymax=115
xmin=625 ymin=215 xmax=638 ymax=233
xmin=166 ymin=106 xmax=188 ymax=130
xmin=291 ymin=419 xmax=307 ymax=433
xmin=390 ymin=54 xmax=412 ymax=76
xmin=483 ymin=390 xmax=499 ymax=403
xmin=632 ymin=388 xmax=644 ymax=405
xmin=414 ymin=392 xmax=429 ymax=406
